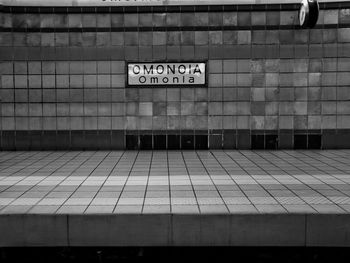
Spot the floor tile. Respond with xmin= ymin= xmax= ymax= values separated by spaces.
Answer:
xmin=0 ymin=150 xmax=350 ymax=215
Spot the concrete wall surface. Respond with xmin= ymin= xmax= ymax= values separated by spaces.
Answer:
xmin=0 ymin=214 xmax=350 ymax=247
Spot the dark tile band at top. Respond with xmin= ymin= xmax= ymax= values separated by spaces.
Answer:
xmin=1 ymin=23 xmax=348 ymax=33
xmin=2 ymin=129 xmax=349 ymax=150
xmin=1 ymin=2 xmax=350 ymax=13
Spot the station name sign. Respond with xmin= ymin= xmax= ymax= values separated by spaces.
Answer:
xmin=128 ymin=63 xmax=206 ymax=86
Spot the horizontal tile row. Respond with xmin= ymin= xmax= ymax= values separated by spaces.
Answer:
xmin=0 ymin=130 xmax=339 ymax=149
xmin=0 ymin=60 xmax=125 ymax=74
xmin=1 ymin=9 xmax=349 ymax=29
xmin=1 ymin=45 xmax=350 ymax=61
xmin=0 ymin=11 xmax=303 ymax=28
xmin=2 ymin=1 xmax=350 ymax=12
xmin=1 ymin=29 xmax=350 ymax=47
xmin=1 ymin=87 xmax=349 ymax=102
xmin=1 ymin=115 xmax=350 ymax=130
xmin=2 ymin=101 xmax=350 ymax=116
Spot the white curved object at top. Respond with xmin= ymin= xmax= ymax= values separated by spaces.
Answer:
xmin=0 ymin=0 xmax=336 ymax=7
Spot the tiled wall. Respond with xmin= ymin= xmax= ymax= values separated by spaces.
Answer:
xmin=1 ymin=3 xmax=350 ymax=149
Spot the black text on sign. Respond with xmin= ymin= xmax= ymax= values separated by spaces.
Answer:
xmin=128 ymin=63 xmax=206 ymax=86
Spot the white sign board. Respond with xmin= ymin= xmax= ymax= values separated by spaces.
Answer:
xmin=128 ymin=63 xmax=206 ymax=86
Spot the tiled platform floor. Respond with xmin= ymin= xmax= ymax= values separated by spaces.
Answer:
xmin=1 ymin=150 xmax=350 ymax=247
xmin=1 ymin=150 xmax=350 ymax=215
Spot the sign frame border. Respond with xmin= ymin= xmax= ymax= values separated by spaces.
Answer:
xmin=125 ymin=60 xmax=208 ymax=88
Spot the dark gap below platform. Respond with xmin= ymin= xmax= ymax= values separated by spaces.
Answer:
xmin=0 ymin=247 xmax=350 ymax=263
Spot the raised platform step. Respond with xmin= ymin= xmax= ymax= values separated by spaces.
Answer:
xmin=1 ymin=213 xmax=350 ymax=247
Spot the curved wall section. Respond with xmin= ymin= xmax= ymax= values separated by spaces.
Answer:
xmin=0 ymin=0 xmax=338 ymax=7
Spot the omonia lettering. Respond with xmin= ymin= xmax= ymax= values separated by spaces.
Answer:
xmin=128 ymin=63 xmax=206 ymax=86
